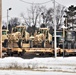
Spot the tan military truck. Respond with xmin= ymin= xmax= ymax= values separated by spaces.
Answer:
xmin=30 ymin=28 xmax=52 ymax=48
xmin=2 ymin=29 xmax=8 ymax=48
xmin=8 ymin=25 xmax=30 ymax=48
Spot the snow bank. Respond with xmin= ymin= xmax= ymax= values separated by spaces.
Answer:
xmin=0 ymin=57 xmax=76 ymax=72
xmin=0 ymin=70 xmax=76 ymax=75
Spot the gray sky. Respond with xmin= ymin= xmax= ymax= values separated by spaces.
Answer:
xmin=2 ymin=0 xmax=76 ymax=22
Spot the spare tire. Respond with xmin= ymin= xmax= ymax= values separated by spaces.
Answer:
xmin=18 ymin=39 xmax=23 ymax=48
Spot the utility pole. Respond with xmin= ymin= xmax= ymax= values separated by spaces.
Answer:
xmin=7 ymin=8 xmax=12 ymax=30
xmin=0 ymin=0 xmax=2 ymax=58
xmin=53 ymin=0 xmax=57 ymax=58
xmin=7 ymin=9 xmax=8 ymax=30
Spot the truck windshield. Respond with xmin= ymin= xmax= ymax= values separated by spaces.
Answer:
xmin=2 ymin=31 xmax=7 ymax=35
xmin=16 ymin=27 xmax=23 ymax=32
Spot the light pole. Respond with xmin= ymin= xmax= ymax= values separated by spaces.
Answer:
xmin=7 ymin=8 xmax=12 ymax=30
xmin=53 ymin=0 xmax=57 ymax=58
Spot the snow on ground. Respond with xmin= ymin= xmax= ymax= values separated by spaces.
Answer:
xmin=0 ymin=70 xmax=76 ymax=75
xmin=0 ymin=57 xmax=76 ymax=73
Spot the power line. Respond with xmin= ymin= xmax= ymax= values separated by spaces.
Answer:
xmin=19 ymin=0 xmax=68 ymax=9
xmin=55 ymin=1 xmax=68 ymax=9
xmin=51 ymin=0 xmax=68 ymax=9
xmin=19 ymin=0 xmax=33 ymax=4
xmin=19 ymin=0 xmax=52 ymax=5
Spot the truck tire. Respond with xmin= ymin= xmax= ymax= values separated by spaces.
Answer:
xmin=18 ymin=39 xmax=23 ymax=48
xmin=42 ymin=41 xmax=45 ymax=48
xmin=30 ymin=40 xmax=33 ymax=48
xmin=3 ymin=39 xmax=8 ymax=48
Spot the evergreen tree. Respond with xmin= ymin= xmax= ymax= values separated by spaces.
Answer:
xmin=64 ymin=5 xmax=76 ymax=28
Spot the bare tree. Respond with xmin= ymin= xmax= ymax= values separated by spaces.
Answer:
xmin=20 ymin=13 xmax=30 ymax=26
xmin=56 ymin=5 xmax=65 ymax=27
xmin=21 ymin=4 xmax=47 ymax=27
xmin=8 ymin=17 xmax=20 ymax=33
xmin=45 ymin=5 xmax=65 ymax=29
xmin=9 ymin=17 xmax=20 ymax=27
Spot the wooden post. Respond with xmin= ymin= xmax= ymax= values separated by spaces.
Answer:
xmin=0 ymin=0 xmax=2 ymax=58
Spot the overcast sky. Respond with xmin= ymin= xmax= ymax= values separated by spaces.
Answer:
xmin=2 ymin=0 xmax=76 ymax=22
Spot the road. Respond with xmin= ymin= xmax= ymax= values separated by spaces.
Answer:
xmin=0 ymin=70 xmax=76 ymax=75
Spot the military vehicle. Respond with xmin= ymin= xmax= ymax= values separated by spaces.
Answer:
xmin=2 ymin=29 xmax=8 ymax=47
xmin=30 ymin=28 xmax=52 ymax=48
xmin=8 ymin=25 xmax=30 ymax=48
